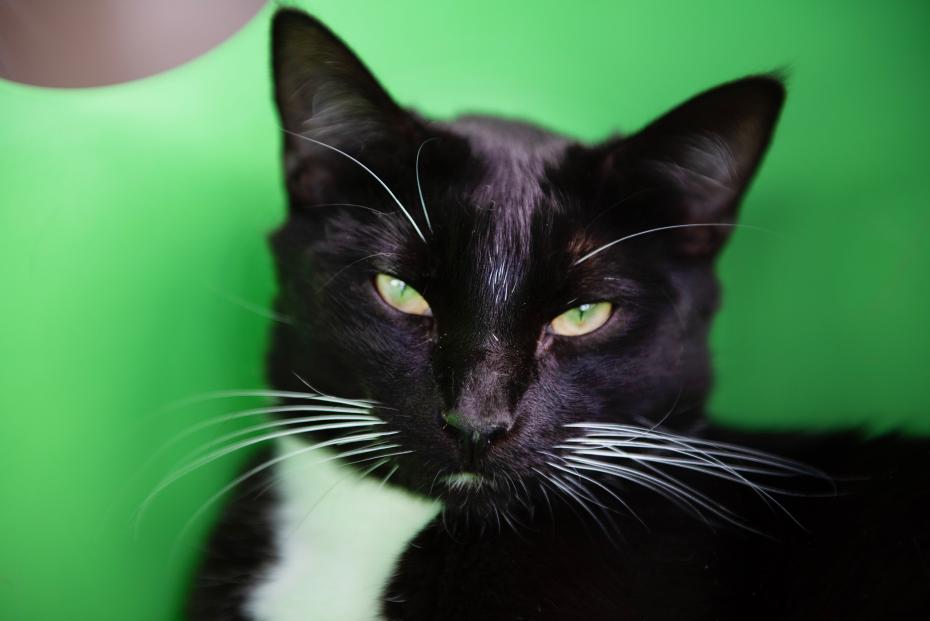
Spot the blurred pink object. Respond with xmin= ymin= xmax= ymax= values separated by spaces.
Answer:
xmin=0 ymin=0 xmax=267 ymax=88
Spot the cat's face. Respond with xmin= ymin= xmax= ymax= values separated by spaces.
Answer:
xmin=267 ymin=10 xmax=783 ymax=516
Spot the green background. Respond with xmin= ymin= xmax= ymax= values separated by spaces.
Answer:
xmin=2 ymin=1 xmax=928 ymax=619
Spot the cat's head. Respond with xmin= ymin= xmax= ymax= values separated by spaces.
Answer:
xmin=266 ymin=10 xmax=784 ymax=517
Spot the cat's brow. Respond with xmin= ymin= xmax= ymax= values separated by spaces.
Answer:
xmin=283 ymin=128 xmax=428 ymax=243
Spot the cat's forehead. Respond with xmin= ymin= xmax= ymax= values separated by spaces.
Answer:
xmin=440 ymin=115 xmax=573 ymax=245
xmin=445 ymin=115 xmax=570 ymax=214
xmin=426 ymin=117 xmax=576 ymax=311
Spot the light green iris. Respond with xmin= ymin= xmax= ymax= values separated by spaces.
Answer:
xmin=374 ymin=273 xmax=432 ymax=316
xmin=550 ymin=302 xmax=613 ymax=336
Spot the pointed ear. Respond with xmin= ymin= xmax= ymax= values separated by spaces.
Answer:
xmin=271 ymin=10 xmax=417 ymax=171
xmin=614 ymin=76 xmax=785 ymax=257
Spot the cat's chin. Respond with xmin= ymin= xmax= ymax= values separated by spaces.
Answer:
xmin=425 ymin=469 xmax=536 ymax=522
xmin=439 ymin=471 xmax=486 ymax=491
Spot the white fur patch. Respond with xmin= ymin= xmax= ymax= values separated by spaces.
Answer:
xmin=245 ymin=437 xmax=440 ymax=621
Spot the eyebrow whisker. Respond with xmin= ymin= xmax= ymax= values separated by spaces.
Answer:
xmin=574 ymin=222 xmax=778 ymax=265
xmin=283 ymin=129 xmax=427 ymax=243
xmin=415 ymin=137 xmax=437 ymax=233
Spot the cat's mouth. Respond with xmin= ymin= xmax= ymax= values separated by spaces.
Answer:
xmin=430 ymin=467 xmax=532 ymax=517
xmin=440 ymin=471 xmax=485 ymax=490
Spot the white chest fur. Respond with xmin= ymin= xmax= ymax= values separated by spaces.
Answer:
xmin=245 ymin=437 xmax=440 ymax=621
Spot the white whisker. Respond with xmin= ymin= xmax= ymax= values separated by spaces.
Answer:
xmin=576 ymin=433 xmax=835 ymax=482
xmin=556 ymin=420 xmax=836 ymax=533
xmin=561 ymin=454 xmax=702 ymax=517
xmin=283 ymin=129 xmax=427 ymax=243
xmin=182 ymin=418 xmax=382 ymax=463
xmin=560 ymin=441 xmax=793 ymax=478
xmin=415 ymin=138 xmax=436 ymax=233
xmin=573 ymin=223 xmax=777 ymax=265
xmin=543 ymin=471 xmax=616 ymax=541
xmin=545 ymin=459 xmax=646 ymax=528
xmin=168 ymin=443 xmax=408 ymax=558
xmin=536 ymin=479 xmax=555 ymax=521
xmin=378 ymin=464 xmax=400 ymax=490
xmin=304 ymin=202 xmax=388 ymax=217
xmin=205 ymin=284 xmax=295 ymax=325
xmin=587 ymin=432 xmax=799 ymax=518
xmin=565 ymin=423 xmax=827 ymax=479
xmin=170 ymin=406 xmax=376 ymax=446
xmin=564 ymin=454 xmax=768 ymax=534
xmin=168 ymin=389 xmax=377 ymax=410
xmin=136 ymin=429 xmax=397 ymax=531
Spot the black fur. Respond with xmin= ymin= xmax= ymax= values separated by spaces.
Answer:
xmin=189 ymin=9 xmax=930 ymax=620
xmin=383 ymin=433 xmax=930 ymax=620
xmin=187 ymin=450 xmax=277 ymax=621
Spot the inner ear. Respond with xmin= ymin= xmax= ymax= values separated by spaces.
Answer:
xmin=602 ymin=76 xmax=785 ymax=257
xmin=272 ymin=9 xmax=419 ymax=162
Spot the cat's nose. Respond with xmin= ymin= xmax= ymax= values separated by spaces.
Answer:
xmin=440 ymin=409 xmax=512 ymax=466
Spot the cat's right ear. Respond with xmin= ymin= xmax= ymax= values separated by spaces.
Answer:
xmin=594 ymin=76 xmax=785 ymax=258
xmin=271 ymin=10 xmax=419 ymax=185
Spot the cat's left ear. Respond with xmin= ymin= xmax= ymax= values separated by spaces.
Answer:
xmin=271 ymin=10 xmax=420 ymax=177
xmin=606 ymin=76 xmax=785 ymax=257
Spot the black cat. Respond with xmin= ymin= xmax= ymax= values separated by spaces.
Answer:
xmin=188 ymin=9 xmax=930 ymax=620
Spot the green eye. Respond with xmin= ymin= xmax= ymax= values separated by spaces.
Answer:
xmin=374 ymin=273 xmax=432 ymax=316
xmin=549 ymin=302 xmax=613 ymax=336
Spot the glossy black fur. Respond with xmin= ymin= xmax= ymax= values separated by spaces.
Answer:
xmin=190 ymin=9 xmax=930 ymax=620
xmin=383 ymin=433 xmax=930 ymax=620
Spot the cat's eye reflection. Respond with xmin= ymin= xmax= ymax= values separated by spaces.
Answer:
xmin=374 ymin=273 xmax=432 ymax=316
xmin=549 ymin=302 xmax=613 ymax=336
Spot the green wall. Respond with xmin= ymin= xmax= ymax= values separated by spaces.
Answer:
xmin=2 ymin=2 xmax=928 ymax=619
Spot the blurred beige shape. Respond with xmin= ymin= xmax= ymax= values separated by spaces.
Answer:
xmin=0 ymin=0 xmax=267 ymax=88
